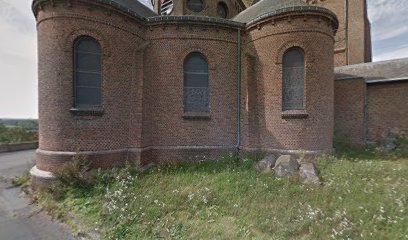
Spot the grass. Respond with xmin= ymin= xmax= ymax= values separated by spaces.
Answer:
xmin=11 ymin=169 xmax=31 ymax=193
xmin=32 ymin=148 xmax=408 ymax=240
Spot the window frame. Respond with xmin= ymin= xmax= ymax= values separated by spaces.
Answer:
xmin=183 ymin=52 xmax=210 ymax=119
xmin=282 ymin=47 xmax=305 ymax=112
xmin=71 ymin=36 xmax=103 ymax=114
xmin=217 ymin=2 xmax=228 ymax=18
xmin=160 ymin=0 xmax=174 ymax=15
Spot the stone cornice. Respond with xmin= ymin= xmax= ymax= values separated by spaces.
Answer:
xmin=244 ymin=6 xmax=338 ymax=31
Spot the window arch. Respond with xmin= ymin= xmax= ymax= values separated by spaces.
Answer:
xmin=73 ymin=36 xmax=102 ymax=108
xmin=184 ymin=52 xmax=209 ymax=113
xmin=217 ymin=2 xmax=228 ymax=18
xmin=282 ymin=47 xmax=305 ymax=110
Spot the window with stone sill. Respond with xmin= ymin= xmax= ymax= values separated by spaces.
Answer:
xmin=73 ymin=36 xmax=103 ymax=114
xmin=183 ymin=52 xmax=210 ymax=119
xmin=282 ymin=47 xmax=305 ymax=112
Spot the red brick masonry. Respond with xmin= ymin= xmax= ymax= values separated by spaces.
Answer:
xmin=32 ymin=0 xmax=404 ymax=187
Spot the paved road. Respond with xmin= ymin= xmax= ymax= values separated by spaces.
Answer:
xmin=0 ymin=150 xmax=76 ymax=240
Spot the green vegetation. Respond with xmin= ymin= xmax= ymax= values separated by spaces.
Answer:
xmin=11 ymin=170 xmax=31 ymax=193
xmin=33 ymin=148 xmax=408 ymax=240
xmin=0 ymin=118 xmax=38 ymax=130
xmin=0 ymin=123 xmax=38 ymax=143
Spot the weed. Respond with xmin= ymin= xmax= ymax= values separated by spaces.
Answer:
xmin=54 ymin=154 xmax=95 ymax=189
xmin=33 ymin=149 xmax=408 ymax=239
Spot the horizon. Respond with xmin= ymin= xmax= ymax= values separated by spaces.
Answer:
xmin=0 ymin=0 xmax=407 ymax=118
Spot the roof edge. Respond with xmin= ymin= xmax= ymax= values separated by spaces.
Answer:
xmin=242 ymin=5 xmax=338 ymax=29
xmin=32 ymin=0 xmax=157 ymax=20
xmin=335 ymin=57 xmax=408 ymax=71
xmin=146 ymin=16 xmax=245 ymax=28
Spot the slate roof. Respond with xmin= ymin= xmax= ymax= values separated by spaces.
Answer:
xmin=32 ymin=0 xmax=158 ymax=19
xmin=110 ymin=0 xmax=157 ymax=17
xmin=232 ymin=0 xmax=336 ymax=25
xmin=335 ymin=58 xmax=408 ymax=83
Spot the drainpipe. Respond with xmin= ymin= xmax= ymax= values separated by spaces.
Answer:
xmin=236 ymin=28 xmax=242 ymax=152
xmin=345 ymin=0 xmax=349 ymax=65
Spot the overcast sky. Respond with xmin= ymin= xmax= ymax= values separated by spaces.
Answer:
xmin=0 ymin=0 xmax=407 ymax=119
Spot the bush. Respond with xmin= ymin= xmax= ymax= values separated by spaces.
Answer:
xmin=54 ymin=154 xmax=96 ymax=189
xmin=0 ymin=123 xmax=38 ymax=143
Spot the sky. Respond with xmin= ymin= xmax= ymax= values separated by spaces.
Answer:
xmin=0 ymin=0 xmax=407 ymax=119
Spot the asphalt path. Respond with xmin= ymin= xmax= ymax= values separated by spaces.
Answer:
xmin=0 ymin=150 xmax=76 ymax=240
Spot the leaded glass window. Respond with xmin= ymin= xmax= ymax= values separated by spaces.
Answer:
xmin=184 ymin=52 xmax=209 ymax=112
xmin=74 ymin=36 xmax=102 ymax=108
xmin=160 ymin=0 xmax=174 ymax=15
xmin=282 ymin=48 xmax=305 ymax=110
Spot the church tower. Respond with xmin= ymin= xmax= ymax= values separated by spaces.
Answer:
xmin=309 ymin=0 xmax=372 ymax=66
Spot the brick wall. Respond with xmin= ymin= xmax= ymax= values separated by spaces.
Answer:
xmin=240 ymin=14 xmax=336 ymax=152
xmin=142 ymin=23 xmax=240 ymax=162
xmin=367 ymin=82 xmax=408 ymax=142
xmin=36 ymin=1 xmax=147 ymax=170
xmin=334 ymin=78 xmax=366 ymax=145
xmin=34 ymin=0 xmax=337 ymax=176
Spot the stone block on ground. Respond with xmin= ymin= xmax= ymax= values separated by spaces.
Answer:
xmin=299 ymin=163 xmax=321 ymax=184
xmin=274 ymin=155 xmax=300 ymax=177
xmin=254 ymin=154 xmax=277 ymax=173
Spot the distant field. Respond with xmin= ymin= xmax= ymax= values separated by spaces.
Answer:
xmin=0 ymin=119 xmax=38 ymax=143
xmin=0 ymin=119 xmax=38 ymax=130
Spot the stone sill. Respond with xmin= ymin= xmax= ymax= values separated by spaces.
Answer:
xmin=70 ymin=107 xmax=104 ymax=116
xmin=281 ymin=110 xmax=308 ymax=119
xmin=183 ymin=112 xmax=211 ymax=120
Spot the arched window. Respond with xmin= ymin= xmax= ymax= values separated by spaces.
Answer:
xmin=217 ymin=2 xmax=228 ymax=18
xmin=282 ymin=47 xmax=305 ymax=110
xmin=184 ymin=52 xmax=209 ymax=113
xmin=73 ymin=36 xmax=102 ymax=108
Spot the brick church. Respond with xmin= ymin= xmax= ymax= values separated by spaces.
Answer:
xmin=30 ymin=0 xmax=408 ymax=184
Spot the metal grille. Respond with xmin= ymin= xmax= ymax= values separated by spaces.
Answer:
xmin=160 ymin=0 xmax=173 ymax=15
xmin=184 ymin=52 xmax=209 ymax=112
xmin=282 ymin=48 xmax=304 ymax=110
xmin=74 ymin=36 xmax=102 ymax=108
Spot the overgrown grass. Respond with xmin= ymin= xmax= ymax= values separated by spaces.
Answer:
xmin=11 ymin=169 xmax=31 ymax=193
xmin=34 ymin=149 xmax=408 ymax=239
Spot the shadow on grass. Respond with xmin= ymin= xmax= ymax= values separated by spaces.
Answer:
xmin=147 ymin=155 xmax=257 ymax=176
xmin=334 ymin=139 xmax=408 ymax=161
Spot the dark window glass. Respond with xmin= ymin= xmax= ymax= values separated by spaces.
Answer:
xmin=184 ymin=52 xmax=209 ymax=112
xmin=74 ymin=36 xmax=102 ymax=108
xmin=282 ymin=48 xmax=305 ymax=110
xmin=217 ymin=2 xmax=228 ymax=18
xmin=187 ymin=0 xmax=203 ymax=12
